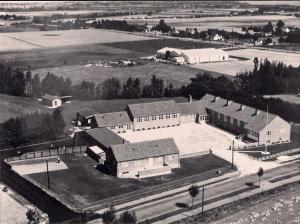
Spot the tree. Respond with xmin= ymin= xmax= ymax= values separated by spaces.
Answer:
xmin=102 ymin=205 xmax=116 ymax=224
xmin=263 ymin=21 xmax=273 ymax=33
xmin=31 ymin=74 xmax=42 ymax=98
xmin=153 ymin=19 xmax=171 ymax=34
xmin=26 ymin=206 xmax=49 ymax=224
xmin=253 ymin=57 xmax=259 ymax=72
xmin=257 ymin=167 xmax=264 ymax=187
xmin=118 ymin=211 xmax=137 ymax=224
xmin=101 ymin=78 xmax=121 ymax=99
xmin=52 ymin=108 xmax=66 ymax=138
xmin=277 ymin=20 xmax=285 ymax=29
xmin=188 ymin=184 xmax=200 ymax=208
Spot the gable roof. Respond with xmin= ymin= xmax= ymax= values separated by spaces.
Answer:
xmin=128 ymin=100 xmax=179 ymax=117
xmin=110 ymin=138 xmax=179 ymax=162
xmin=201 ymin=93 xmax=278 ymax=132
xmin=94 ymin=111 xmax=132 ymax=128
xmin=76 ymin=108 xmax=98 ymax=118
xmin=86 ymin=128 xmax=125 ymax=149
xmin=42 ymin=94 xmax=60 ymax=101
xmin=177 ymin=101 xmax=207 ymax=115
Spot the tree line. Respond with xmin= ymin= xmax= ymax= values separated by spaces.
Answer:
xmin=181 ymin=59 xmax=300 ymax=123
xmin=0 ymin=109 xmax=65 ymax=149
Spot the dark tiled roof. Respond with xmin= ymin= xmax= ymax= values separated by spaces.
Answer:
xmin=128 ymin=100 xmax=179 ymax=117
xmin=177 ymin=101 xmax=208 ymax=115
xmin=94 ymin=111 xmax=132 ymax=128
xmin=42 ymin=94 xmax=60 ymax=101
xmin=201 ymin=94 xmax=278 ymax=132
xmin=110 ymin=138 xmax=179 ymax=162
xmin=86 ymin=128 xmax=125 ymax=149
xmin=76 ymin=108 xmax=98 ymax=118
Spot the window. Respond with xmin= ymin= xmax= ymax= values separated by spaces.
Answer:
xmin=87 ymin=119 xmax=91 ymax=124
xmin=267 ymin=131 xmax=271 ymax=135
xmin=172 ymin=113 xmax=177 ymax=118
xmin=144 ymin=116 xmax=149 ymax=121
xmin=224 ymin=116 xmax=227 ymax=122
xmin=134 ymin=160 xmax=141 ymax=165
xmin=127 ymin=124 xmax=131 ymax=130
xmin=137 ymin=117 xmax=142 ymax=122
xmin=159 ymin=115 xmax=163 ymax=120
xmin=119 ymin=125 xmax=123 ymax=128
xmin=166 ymin=114 xmax=170 ymax=119
xmin=122 ymin=162 xmax=128 ymax=167
xmin=152 ymin=115 xmax=156 ymax=120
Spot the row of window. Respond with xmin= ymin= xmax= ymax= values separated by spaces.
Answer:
xmin=110 ymin=124 xmax=131 ymax=130
xmin=121 ymin=155 xmax=175 ymax=167
xmin=136 ymin=114 xmax=178 ymax=122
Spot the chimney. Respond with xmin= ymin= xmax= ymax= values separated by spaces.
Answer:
xmin=213 ymin=96 xmax=220 ymax=102
xmin=239 ymin=104 xmax=245 ymax=111
xmin=226 ymin=99 xmax=232 ymax=106
xmin=188 ymin=95 xmax=192 ymax=103
xmin=254 ymin=109 xmax=261 ymax=115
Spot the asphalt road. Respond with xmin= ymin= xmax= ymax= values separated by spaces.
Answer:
xmin=125 ymin=161 xmax=300 ymax=222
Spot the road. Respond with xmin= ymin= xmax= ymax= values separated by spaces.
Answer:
xmin=123 ymin=161 xmax=300 ymax=222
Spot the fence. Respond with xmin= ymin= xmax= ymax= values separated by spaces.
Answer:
xmin=82 ymin=165 xmax=234 ymax=212
xmin=255 ymin=147 xmax=300 ymax=161
xmin=5 ymin=146 xmax=86 ymax=163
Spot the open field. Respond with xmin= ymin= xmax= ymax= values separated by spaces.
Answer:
xmin=119 ymin=122 xmax=281 ymax=176
xmin=192 ymin=48 xmax=300 ymax=76
xmin=33 ymin=62 xmax=223 ymax=89
xmin=0 ymin=29 xmax=156 ymax=51
xmin=0 ymin=94 xmax=51 ymax=123
xmin=213 ymin=184 xmax=300 ymax=224
xmin=27 ymin=153 xmax=230 ymax=207
xmin=264 ymin=94 xmax=300 ymax=104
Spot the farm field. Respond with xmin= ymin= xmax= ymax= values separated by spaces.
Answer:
xmin=26 ymin=154 xmax=230 ymax=207
xmin=0 ymin=29 xmax=156 ymax=51
xmin=0 ymin=94 xmax=51 ymax=123
xmin=119 ymin=122 xmax=281 ymax=176
xmin=33 ymin=61 xmax=224 ymax=89
xmin=264 ymin=94 xmax=300 ymax=104
xmin=192 ymin=48 xmax=300 ymax=76
xmin=212 ymin=184 xmax=300 ymax=224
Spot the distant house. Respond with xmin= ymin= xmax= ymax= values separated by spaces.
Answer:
xmin=107 ymin=138 xmax=180 ymax=178
xmin=41 ymin=94 xmax=62 ymax=108
xmin=283 ymin=27 xmax=290 ymax=33
xmin=211 ymin=33 xmax=223 ymax=41
xmin=127 ymin=100 xmax=180 ymax=131
xmin=76 ymin=108 xmax=98 ymax=128
xmin=156 ymin=47 xmax=182 ymax=59
xmin=181 ymin=48 xmax=229 ymax=64
xmin=254 ymin=39 xmax=263 ymax=46
xmin=93 ymin=111 xmax=132 ymax=133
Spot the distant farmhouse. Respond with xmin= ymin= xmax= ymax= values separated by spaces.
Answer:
xmin=76 ymin=94 xmax=290 ymax=178
xmin=41 ymin=94 xmax=62 ymax=108
xmin=156 ymin=47 xmax=229 ymax=64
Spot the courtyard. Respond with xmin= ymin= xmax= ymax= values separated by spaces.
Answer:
xmin=118 ymin=122 xmax=282 ymax=176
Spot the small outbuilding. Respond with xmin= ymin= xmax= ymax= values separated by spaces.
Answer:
xmin=41 ymin=94 xmax=62 ymax=108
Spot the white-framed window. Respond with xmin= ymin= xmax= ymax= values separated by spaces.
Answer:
xmin=87 ymin=119 xmax=91 ymax=124
xmin=172 ymin=113 xmax=177 ymax=118
xmin=137 ymin=117 xmax=142 ymax=122
xmin=152 ymin=115 xmax=156 ymax=120
xmin=159 ymin=115 xmax=163 ymax=120
xmin=127 ymin=124 xmax=131 ymax=130
xmin=122 ymin=162 xmax=128 ymax=167
xmin=166 ymin=114 xmax=170 ymax=119
xmin=144 ymin=116 xmax=149 ymax=121
xmin=119 ymin=125 xmax=123 ymax=128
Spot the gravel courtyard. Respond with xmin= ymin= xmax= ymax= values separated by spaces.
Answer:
xmin=118 ymin=122 xmax=281 ymax=176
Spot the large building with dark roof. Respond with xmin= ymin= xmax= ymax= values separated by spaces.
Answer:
xmin=107 ymin=138 xmax=180 ymax=178
xmin=201 ymin=94 xmax=291 ymax=144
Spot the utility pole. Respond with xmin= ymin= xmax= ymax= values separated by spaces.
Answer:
xmin=231 ymin=140 xmax=235 ymax=169
xmin=201 ymin=186 xmax=205 ymax=222
xmin=46 ymin=160 xmax=50 ymax=189
xmin=262 ymin=106 xmax=270 ymax=155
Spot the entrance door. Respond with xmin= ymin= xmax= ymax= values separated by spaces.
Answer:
xmin=147 ymin=157 xmax=154 ymax=169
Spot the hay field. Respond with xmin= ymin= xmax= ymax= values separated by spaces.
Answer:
xmin=0 ymin=29 xmax=156 ymax=51
xmin=192 ymin=49 xmax=300 ymax=76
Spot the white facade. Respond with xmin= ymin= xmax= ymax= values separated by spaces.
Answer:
xmin=181 ymin=48 xmax=229 ymax=64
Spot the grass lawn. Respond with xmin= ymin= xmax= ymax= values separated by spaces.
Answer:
xmin=0 ymin=94 xmax=51 ymax=123
xmin=61 ymin=97 xmax=187 ymax=127
xmin=27 ymin=154 xmax=230 ymax=207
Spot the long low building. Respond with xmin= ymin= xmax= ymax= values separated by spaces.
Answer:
xmin=201 ymin=94 xmax=291 ymax=144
